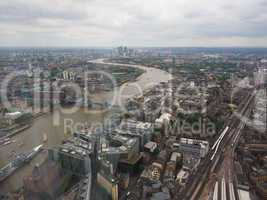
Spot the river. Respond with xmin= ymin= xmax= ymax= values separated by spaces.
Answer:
xmin=0 ymin=59 xmax=172 ymax=192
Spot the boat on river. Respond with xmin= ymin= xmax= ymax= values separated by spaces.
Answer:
xmin=0 ymin=144 xmax=43 ymax=182
xmin=42 ymin=133 xmax=48 ymax=143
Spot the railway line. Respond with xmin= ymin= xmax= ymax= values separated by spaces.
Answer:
xmin=178 ymin=88 xmax=255 ymax=200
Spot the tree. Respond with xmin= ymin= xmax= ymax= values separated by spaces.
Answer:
xmin=15 ymin=113 xmax=33 ymax=125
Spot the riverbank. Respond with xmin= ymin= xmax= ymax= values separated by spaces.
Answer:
xmin=88 ymin=58 xmax=172 ymax=105
xmin=0 ymin=110 xmax=51 ymax=142
xmin=0 ymin=58 xmax=172 ymax=192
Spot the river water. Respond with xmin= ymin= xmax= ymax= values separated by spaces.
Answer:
xmin=0 ymin=59 xmax=172 ymax=192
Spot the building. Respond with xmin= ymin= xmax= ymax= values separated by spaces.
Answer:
xmin=143 ymin=96 xmax=162 ymax=122
xmin=144 ymin=141 xmax=158 ymax=153
xmin=151 ymin=192 xmax=171 ymax=200
xmin=176 ymin=169 xmax=189 ymax=186
xmin=48 ymin=139 xmax=93 ymax=176
xmin=97 ymin=157 xmax=119 ymax=200
xmin=104 ymin=134 xmax=140 ymax=161
xmin=170 ymin=152 xmax=182 ymax=165
xmin=179 ymin=138 xmax=208 ymax=170
xmin=23 ymin=161 xmax=66 ymax=199
xmin=163 ymin=162 xmax=176 ymax=182
xmin=118 ymin=119 xmax=153 ymax=148
xmin=179 ymin=138 xmax=209 ymax=159
xmin=101 ymin=134 xmax=142 ymax=173
xmin=249 ymin=175 xmax=267 ymax=199
xmin=62 ymin=70 xmax=76 ymax=81
xmin=4 ymin=111 xmax=22 ymax=125
xmin=155 ymin=113 xmax=172 ymax=136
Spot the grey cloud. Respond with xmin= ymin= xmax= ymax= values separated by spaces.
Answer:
xmin=0 ymin=0 xmax=266 ymax=47
xmin=0 ymin=1 xmax=87 ymax=24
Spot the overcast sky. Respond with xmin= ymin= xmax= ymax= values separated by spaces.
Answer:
xmin=0 ymin=0 xmax=267 ymax=47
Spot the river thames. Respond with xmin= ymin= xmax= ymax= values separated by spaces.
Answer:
xmin=0 ymin=59 xmax=172 ymax=192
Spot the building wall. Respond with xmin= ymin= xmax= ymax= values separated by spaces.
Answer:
xmin=97 ymin=173 xmax=118 ymax=200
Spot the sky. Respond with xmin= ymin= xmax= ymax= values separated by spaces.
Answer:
xmin=0 ymin=0 xmax=267 ymax=47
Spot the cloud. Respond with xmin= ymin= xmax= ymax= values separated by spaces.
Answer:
xmin=0 ymin=0 xmax=266 ymax=47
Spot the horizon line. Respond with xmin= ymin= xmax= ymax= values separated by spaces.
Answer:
xmin=1 ymin=46 xmax=267 ymax=49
